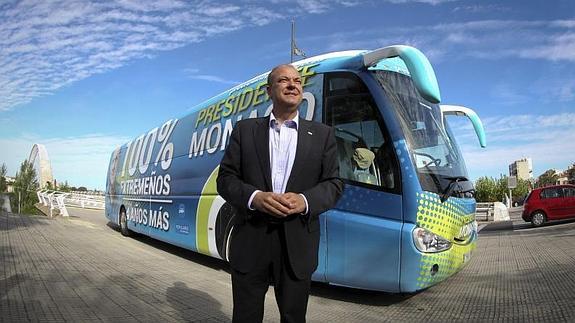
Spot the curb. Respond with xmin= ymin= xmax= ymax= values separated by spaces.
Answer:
xmin=477 ymin=220 xmax=514 ymax=232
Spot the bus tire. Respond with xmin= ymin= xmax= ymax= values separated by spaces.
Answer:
xmin=119 ymin=207 xmax=131 ymax=237
xmin=215 ymin=202 xmax=236 ymax=261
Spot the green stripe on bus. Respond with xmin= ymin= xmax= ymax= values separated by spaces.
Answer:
xmin=196 ymin=166 xmax=219 ymax=255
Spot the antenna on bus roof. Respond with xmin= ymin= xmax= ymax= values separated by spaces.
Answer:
xmin=291 ymin=19 xmax=306 ymax=63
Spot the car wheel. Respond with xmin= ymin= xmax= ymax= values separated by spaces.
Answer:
xmin=120 ymin=208 xmax=131 ymax=236
xmin=531 ymin=211 xmax=546 ymax=227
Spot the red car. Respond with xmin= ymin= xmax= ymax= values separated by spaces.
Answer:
xmin=522 ymin=184 xmax=575 ymax=227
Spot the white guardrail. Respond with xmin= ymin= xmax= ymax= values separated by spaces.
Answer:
xmin=37 ymin=190 xmax=105 ymax=217
xmin=475 ymin=202 xmax=510 ymax=222
xmin=475 ymin=202 xmax=494 ymax=221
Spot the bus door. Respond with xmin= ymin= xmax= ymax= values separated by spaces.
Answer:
xmin=322 ymin=72 xmax=403 ymax=291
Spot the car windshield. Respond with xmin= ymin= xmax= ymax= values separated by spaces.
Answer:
xmin=372 ymin=70 xmax=472 ymax=197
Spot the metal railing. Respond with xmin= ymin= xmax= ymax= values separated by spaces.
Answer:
xmin=64 ymin=192 xmax=105 ymax=210
xmin=475 ymin=202 xmax=494 ymax=221
xmin=37 ymin=190 xmax=105 ymax=217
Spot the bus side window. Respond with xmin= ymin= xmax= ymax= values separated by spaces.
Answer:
xmin=324 ymin=72 xmax=398 ymax=191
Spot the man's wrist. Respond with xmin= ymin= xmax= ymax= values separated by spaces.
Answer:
xmin=248 ymin=190 xmax=261 ymax=210
xmin=299 ymin=193 xmax=309 ymax=215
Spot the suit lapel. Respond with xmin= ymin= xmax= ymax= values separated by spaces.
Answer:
xmin=286 ymin=118 xmax=312 ymax=191
xmin=253 ymin=117 xmax=272 ymax=191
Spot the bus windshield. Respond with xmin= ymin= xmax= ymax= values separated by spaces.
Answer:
xmin=372 ymin=70 xmax=471 ymax=197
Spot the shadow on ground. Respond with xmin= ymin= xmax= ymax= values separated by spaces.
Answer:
xmin=0 ymin=274 xmax=30 ymax=300
xmin=105 ymin=220 xmax=414 ymax=307
xmin=106 ymin=221 xmax=230 ymax=273
xmin=310 ymin=282 xmax=414 ymax=306
xmin=1 ymin=269 xmax=228 ymax=321
xmin=513 ymin=217 xmax=575 ymax=231
xmin=0 ymin=211 xmax=51 ymax=232
xmin=166 ymin=281 xmax=228 ymax=321
xmin=481 ymin=217 xmax=575 ymax=236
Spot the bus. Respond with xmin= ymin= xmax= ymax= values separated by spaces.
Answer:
xmin=105 ymin=45 xmax=486 ymax=293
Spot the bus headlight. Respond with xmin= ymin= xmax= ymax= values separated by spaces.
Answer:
xmin=412 ymin=227 xmax=452 ymax=253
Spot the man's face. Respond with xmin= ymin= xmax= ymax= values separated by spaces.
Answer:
xmin=267 ymin=65 xmax=303 ymax=111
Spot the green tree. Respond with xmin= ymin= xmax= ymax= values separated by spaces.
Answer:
xmin=474 ymin=175 xmax=531 ymax=203
xmin=496 ymin=176 xmax=509 ymax=202
xmin=500 ymin=177 xmax=532 ymax=205
xmin=0 ymin=163 xmax=7 ymax=193
xmin=536 ymin=169 xmax=559 ymax=188
xmin=513 ymin=178 xmax=531 ymax=202
xmin=474 ymin=176 xmax=498 ymax=202
xmin=12 ymin=160 xmax=39 ymax=214
xmin=59 ymin=181 xmax=71 ymax=192
xmin=565 ymin=163 xmax=575 ymax=184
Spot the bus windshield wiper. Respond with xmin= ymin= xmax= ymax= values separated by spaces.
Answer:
xmin=441 ymin=176 xmax=468 ymax=202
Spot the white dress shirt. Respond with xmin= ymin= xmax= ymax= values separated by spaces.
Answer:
xmin=247 ymin=112 xmax=309 ymax=213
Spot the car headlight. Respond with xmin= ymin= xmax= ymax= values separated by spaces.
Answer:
xmin=412 ymin=227 xmax=452 ymax=253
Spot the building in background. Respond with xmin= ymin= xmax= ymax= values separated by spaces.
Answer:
xmin=555 ymin=170 xmax=569 ymax=185
xmin=509 ymin=158 xmax=533 ymax=181
xmin=5 ymin=176 xmax=15 ymax=193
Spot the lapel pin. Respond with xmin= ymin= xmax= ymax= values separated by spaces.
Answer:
xmin=307 ymin=131 xmax=313 ymax=135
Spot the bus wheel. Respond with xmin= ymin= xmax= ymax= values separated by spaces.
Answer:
xmin=215 ymin=202 xmax=236 ymax=261
xmin=531 ymin=211 xmax=546 ymax=227
xmin=119 ymin=208 xmax=131 ymax=237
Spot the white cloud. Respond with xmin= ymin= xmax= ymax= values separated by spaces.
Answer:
xmin=433 ymin=20 xmax=575 ymax=62
xmin=489 ymin=83 xmax=531 ymax=106
xmin=519 ymin=33 xmax=575 ymax=62
xmin=0 ymin=134 xmax=131 ymax=190
xmin=296 ymin=0 xmax=331 ymax=14
xmin=452 ymin=4 xmax=509 ymax=13
xmin=3 ymin=1 xmax=573 ymax=114
xmin=551 ymin=20 xmax=575 ymax=28
xmin=184 ymin=68 xmax=241 ymax=85
xmin=387 ymin=0 xmax=456 ymax=4
xmin=448 ymin=113 xmax=575 ymax=180
xmin=300 ymin=19 xmax=575 ymax=64
xmin=113 ymin=0 xmax=187 ymax=12
xmin=0 ymin=1 xmax=363 ymax=112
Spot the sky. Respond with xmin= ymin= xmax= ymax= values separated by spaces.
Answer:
xmin=0 ymin=0 xmax=574 ymax=191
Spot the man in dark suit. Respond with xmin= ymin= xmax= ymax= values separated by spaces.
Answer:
xmin=217 ymin=64 xmax=343 ymax=323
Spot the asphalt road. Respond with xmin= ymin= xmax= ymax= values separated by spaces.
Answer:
xmin=1 ymin=206 xmax=575 ymax=322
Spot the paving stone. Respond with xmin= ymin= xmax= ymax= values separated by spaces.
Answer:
xmin=1 ymin=209 xmax=575 ymax=322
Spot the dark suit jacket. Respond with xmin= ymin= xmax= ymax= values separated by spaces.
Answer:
xmin=216 ymin=116 xmax=343 ymax=279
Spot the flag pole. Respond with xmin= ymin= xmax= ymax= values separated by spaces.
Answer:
xmin=290 ymin=19 xmax=295 ymax=63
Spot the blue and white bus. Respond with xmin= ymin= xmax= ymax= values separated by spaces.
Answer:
xmin=105 ymin=45 xmax=486 ymax=293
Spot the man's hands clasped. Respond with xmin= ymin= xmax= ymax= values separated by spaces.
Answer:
xmin=252 ymin=191 xmax=306 ymax=218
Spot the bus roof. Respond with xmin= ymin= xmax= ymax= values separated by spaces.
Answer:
xmin=187 ymin=45 xmax=440 ymax=118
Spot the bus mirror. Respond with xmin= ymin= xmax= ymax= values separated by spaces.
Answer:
xmin=440 ymin=105 xmax=487 ymax=148
xmin=363 ymin=45 xmax=441 ymax=104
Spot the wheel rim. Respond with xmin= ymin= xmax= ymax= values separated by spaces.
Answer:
xmin=224 ymin=226 xmax=234 ymax=262
xmin=533 ymin=213 xmax=544 ymax=225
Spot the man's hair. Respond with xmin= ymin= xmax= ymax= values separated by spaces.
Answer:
xmin=267 ymin=64 xmax=298 ymax=86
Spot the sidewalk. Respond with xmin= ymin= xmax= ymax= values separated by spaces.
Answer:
xmin=477 ymin=205 xmax=523 ymax=232
xmin=477 ymin=220 xmax=514 ymax=232
xmin=2 ymin=209 xmax=575 ymax=322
